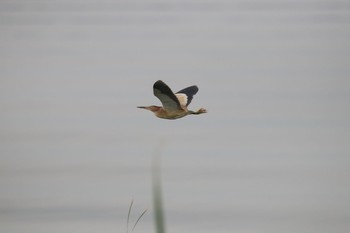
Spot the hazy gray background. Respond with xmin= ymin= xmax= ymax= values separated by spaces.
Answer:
xmin=1 ymin=1 xmax=349 ymax=233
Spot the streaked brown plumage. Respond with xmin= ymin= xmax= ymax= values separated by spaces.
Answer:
xmin=138 ymin=80 xmax=207 ymax=119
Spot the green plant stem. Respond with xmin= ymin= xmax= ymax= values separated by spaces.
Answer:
xmin=152 ymin=147 xmax=166 ymax=233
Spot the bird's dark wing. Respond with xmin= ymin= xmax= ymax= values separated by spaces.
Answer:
xmin=153 ymin=80 xmax=181 ymax=111
xmin=176 ymin=85 xmax=198 ymax=106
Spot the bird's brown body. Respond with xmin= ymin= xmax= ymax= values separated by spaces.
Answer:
xmin=138 ymin=80 xmax=207 ymax=120
xmin=138 ymin=105 xmax=206 ymax=119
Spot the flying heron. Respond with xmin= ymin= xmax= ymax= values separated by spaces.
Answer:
xmin=138 ymin=80 xmax=207 ymax=119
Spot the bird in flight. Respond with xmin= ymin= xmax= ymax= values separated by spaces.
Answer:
xmin=138 ymin=80 xmax=207 ymax=119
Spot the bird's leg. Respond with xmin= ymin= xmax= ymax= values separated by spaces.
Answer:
xmin=189 ymin=108 xmax=207 ymax=115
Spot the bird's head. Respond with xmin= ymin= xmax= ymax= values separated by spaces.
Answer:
xmin=137 ymin=105 xmax=162 ymax=113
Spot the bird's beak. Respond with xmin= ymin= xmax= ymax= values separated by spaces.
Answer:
xmin=137 ymin=106 xmax=147 ymax=109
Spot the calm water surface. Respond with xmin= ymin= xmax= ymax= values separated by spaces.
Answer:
xmin=1 ymin=1 xmax=350 ymax=233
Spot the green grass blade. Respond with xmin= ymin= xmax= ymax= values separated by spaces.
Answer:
xmin=127 ymin=199 xmax=134 ymax=233
xmin=131 ymin=208 xmax=148 ymax=232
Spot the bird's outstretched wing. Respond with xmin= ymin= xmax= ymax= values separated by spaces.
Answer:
xmin=153 ymin=80 xmax=181 ymax=111
xmin=176 ymin=85 xmax=198 ymax=107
